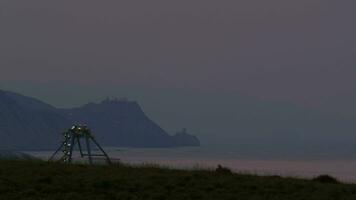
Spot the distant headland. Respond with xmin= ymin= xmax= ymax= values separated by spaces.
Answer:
xmin=0 ymin=90 xmax=200 ymax=150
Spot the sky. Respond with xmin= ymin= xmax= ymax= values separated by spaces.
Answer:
xmin=0 ymin=1 xmax=356 ymax=144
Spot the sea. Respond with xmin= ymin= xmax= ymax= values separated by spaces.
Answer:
xmin=25 ymin=145 xmax=356 ymax=183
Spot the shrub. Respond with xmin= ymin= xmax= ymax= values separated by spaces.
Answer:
xmin=312 ymin=175 xmax=339 ymax=184
xmin=215 ymin=165 xmax=232 ymax=174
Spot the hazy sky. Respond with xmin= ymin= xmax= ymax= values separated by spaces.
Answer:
xmin=1 ymin=1 xmax=356 ymax=113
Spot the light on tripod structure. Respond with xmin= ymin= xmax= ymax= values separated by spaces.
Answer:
xmin=49 ymin=125 xmax=112 ymax=165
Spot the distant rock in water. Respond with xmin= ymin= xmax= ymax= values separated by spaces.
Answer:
xmin=0 ymin=90 xmax=200 ymax=150
xmin=172 ymin=128 xmax=200 ymax=147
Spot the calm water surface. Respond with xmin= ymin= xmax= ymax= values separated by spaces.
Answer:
xmin=26 ymin=146 xmax=356 ymax=182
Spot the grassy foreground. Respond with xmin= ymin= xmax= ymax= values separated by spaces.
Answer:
xmin=0 ymin=160 xmax=356 ymax=200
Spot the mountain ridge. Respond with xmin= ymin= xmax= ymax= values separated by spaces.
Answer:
xmin=0 ymin=90 xmax=200 ymax=150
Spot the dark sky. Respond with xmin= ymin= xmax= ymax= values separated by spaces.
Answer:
xmin=1 ymin=1 xmax=356 ymax=143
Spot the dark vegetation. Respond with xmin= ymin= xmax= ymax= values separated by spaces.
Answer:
xmin=0 ymin=160 xmax=356 ymax=200
xmin=312 ymin=175 xmax=340 ymax=184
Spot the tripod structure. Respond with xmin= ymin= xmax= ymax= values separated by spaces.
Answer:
xmin=49 ymin=125 xmax=112 ymax=165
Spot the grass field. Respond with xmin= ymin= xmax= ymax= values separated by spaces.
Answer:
xmin=0 ymin=160 xmax=355 ymax=200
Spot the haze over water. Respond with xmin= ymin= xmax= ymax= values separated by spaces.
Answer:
xmin=27 ymin=146 xmax=356 ymax=183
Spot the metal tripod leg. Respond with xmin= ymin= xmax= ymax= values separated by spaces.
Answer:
xmin=91 ymin=137 xmax=113 ymax=164
xmin=67 ymin=136 xmax=75 ymax=164
xmin=77 ymin=137 xmax=84 ymax=157
xmin=85 ymin=135 xmax=93 ymax=165
xmin=49 ymin=143 xmax=64 ymax=161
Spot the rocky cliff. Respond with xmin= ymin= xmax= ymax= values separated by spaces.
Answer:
xmin=0 ymin=90 xmax=200 ymax=150
xmin=60 ymin=99 xmax=200 ymax=147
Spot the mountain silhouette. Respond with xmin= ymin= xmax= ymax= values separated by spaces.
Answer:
xmin=0 ymin=91 xmax=70 ymax=150
xmin=60 ymin=98 xmax=200 ymax=147
xmin=0 ymin=90 xmax=200 ymax=150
